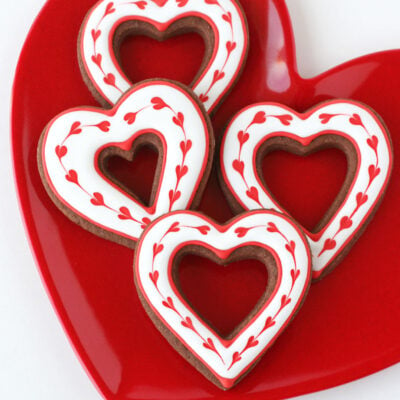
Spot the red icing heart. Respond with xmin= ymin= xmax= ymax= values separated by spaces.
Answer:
xmin=12 ymin=0 xmax=400 ymax=398
xmin=151 ymin=0 xmax=169 ymax=6
xmin=103 ymin=72 xmax=116 ymax=86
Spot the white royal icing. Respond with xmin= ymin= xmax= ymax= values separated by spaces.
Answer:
xmin=221 ymin=101 xmax=393 ymax=278
xmin=80 ymin=0 xmax=248 ymax=112
xmin=40 ymin=80 xmax=212 ymax=243
xmin=135 ymin=210 xmax=311 ymax=389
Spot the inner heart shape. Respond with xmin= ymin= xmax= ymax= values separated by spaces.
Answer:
xmin=261 ymin=145 xmax=348 ymax=232
xmin=178 ymin=252 xmax=269 ymax=338
xmin=220 ymin=100 xmax=393 ymax=280
xmin=38 ymin=80 xmax=213 ymax=247
xmin=79 ymin=0 xmax=248 ymax=112
xmin=99 ymin=137 xmax=161 ymax=207
xmin=134 ymin=210 xmax=311 ymax=389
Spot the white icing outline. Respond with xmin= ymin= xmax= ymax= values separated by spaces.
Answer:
xmin=40 ymin=80 xmax=212 ymax=244
xmin=135 ymin=210 xmax=311 ymax=389
xmin=220 ymin=100 xmax=393 ymax=278
xmin=79 ymin=0 xmax=248 ymax=112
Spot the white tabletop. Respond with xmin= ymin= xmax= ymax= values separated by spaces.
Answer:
xmin=1 ymin=0 xmax=399 ymax=398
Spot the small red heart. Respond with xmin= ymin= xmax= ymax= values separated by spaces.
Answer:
xmin=172 ymin=112 xmax=184 ymax=127
xmin=280 ymin=294 xmax=291 ymax=308
xmin=349 ymin=113 xmax=363 ymax=126
xmin=231 ymin=351 xmax=242 ymax=365
xmin=151 ymin=97 xmax=168 ymax=110
xmin=69 ymin=121 xmax=82 ymax=136
xmin=151 ymin=0 xmax=169 ymax=6
xmin=212 ymin=69 xmax=225 ymax=83
xmin=153 ymin=243 xmax=164 ymax=257
xmin=290 ymin=269 xmax=300 ymax=284
xmin=251 ymin=111 xmax=267 ymax=125
xmin=263 ymin=316 xmax=276 ymax=331
xmin=181 ymin=317 xmax=194 ymax=330
xmin=340 ymin=216 xmax=353 ymax=230
xmin=276 ymin=114 xmax=293 ymax=126
xmin=267 ymin=222 xmax=279 ymax=233
xmin=319 ymin=113 xmax=334 ymax=124
xmin=96 ymin=121 xmax=110 ymax=132
xmin=90 ymin=192 xmax=105 ymax=206
xmin=285 ymin=240 xmax=296 ymax=255
xmin=198 ymin=94 xmax=209 ymax=103
xmin=367 ymin=135 xmax=379 ymax=151
xmin=368 ymin=164 xmax=381 ymax=182
xmin=135 ymin=0 xmax=147 ymax=9
xmin=244 ymin=336 xmax=259 ymax=350
xmin=356 ymin=192 xmax=369 ymax=207
xmin=169 ymin=190 xmax=181 ymax=205
xmin=321 ymin=238 xmax=337 ymax=253
xmin=141 ymin=217 xmax=151 ymax=229
xmin=222 ymin=11 xmax=233 ymax=24
xmin=234 ymin=226 xmax=250 ymax=238
xmin=118 ymin=206 xmax=133 ymax=220
xmin=167 ymin=222 xmax=180 ymax=234
xmin=162 ymin=296 xmax=175 ymax=310
xmin=232 ymin=159 xmax=244 ymax=175
xmin=91 ymin=29 xmax=101 ymax=42
xmin=180 ymin=140 xmax=192 ymax=155
xmin=226 ymin=41 xmax=237 ymax=53
xmin=176 ymin=165 xmax=188 ymax=180
xmin=55 ymin=145 xmax=67 ymax=159
xmin=104 ymin=2 xmax=116 ymax=16
xmin=149 ymin=271 xmax=159 ymax=285
xmin=196 ymin=225 xmax=210 ymax=235
xmin=238 ymin=130 xmax=249 ymax=145
xmin=246 ymin=186 xmax=260 ymax=203
xmin=91 ymin=53 xmax=102 ymax=68
xmin=124 ymin=112 xmax=137 ymax=125
xmin=103 ymin=73 xmax=116 ymax=87
xmin=65 ymin=169 xmax=78 ymax=184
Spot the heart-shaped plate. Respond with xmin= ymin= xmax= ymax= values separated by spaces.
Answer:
xmin=12 ymin=0 xmax=400 ymax=399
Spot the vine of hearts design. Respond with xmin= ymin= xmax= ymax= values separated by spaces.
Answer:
xmin=80 ymin=0 xmax=248 ymax=111
xmin=220 ymin=101 xmax=393 ymax=279
xmin=135 ymin=210 xmax=311 ymax=389
xmin=39 ymin=80 xmax=213 ymax=246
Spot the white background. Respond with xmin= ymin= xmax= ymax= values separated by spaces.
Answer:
xmin=1 ymin=0 xmax=400 ymax=398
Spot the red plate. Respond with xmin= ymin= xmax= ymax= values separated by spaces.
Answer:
xmin=12 ymin=0 xmax=400 ymax=398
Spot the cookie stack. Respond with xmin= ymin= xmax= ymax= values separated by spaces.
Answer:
xmin=37 ymin=0 xmax=393 ymax=390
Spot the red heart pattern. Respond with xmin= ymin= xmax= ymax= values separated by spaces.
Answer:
xmin=220 ymin=101 xmax=393 ymax=279
xmin=16 ymin=0 xmax=400 ymax=396
xmin=135 ymin=210 xmax=311 ymax=389
xmin=38 ymin=80 xmax=213 ymax=246
xmin=79 ymin=0 xmax=248 ymax=112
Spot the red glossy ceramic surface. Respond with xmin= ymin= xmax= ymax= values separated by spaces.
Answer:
xmin=12 ymin=0 xmax=400 ymax=399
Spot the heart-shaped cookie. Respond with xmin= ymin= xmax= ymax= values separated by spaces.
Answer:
xmin=220 ymin=100 xmax=393 ymax=280
xmin=79 ymin=0 xmax=248 ymax=112
xmin=134 ymin=210 xmax=311 ymax=389
xmin=38 ymin=79 xmax=214 ymax=247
